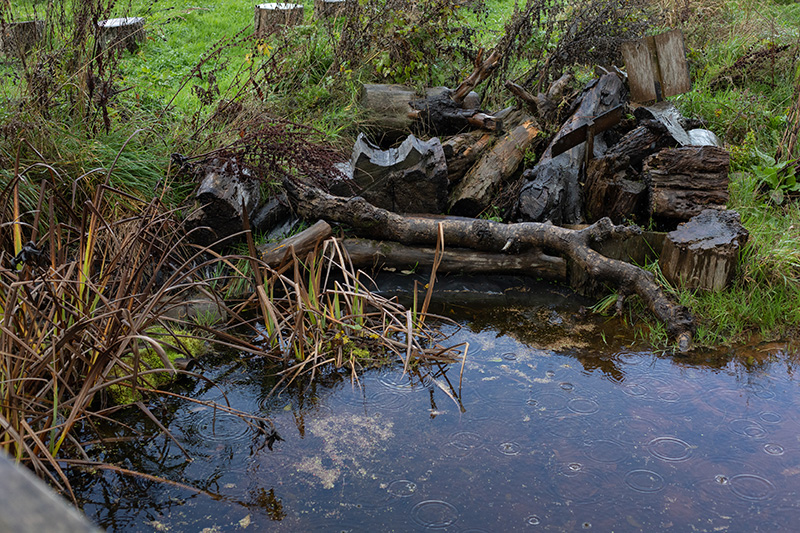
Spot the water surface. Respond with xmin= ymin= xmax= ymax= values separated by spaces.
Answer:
xmin=73 ymin=289 xmax=800 ymax=532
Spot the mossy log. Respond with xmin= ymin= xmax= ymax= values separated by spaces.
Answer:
xmin=285 ymin=179 xmax=695 ymax=350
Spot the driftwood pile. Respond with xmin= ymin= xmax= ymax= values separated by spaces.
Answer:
xmin=183 ymin=47 xmax=754 ymax=350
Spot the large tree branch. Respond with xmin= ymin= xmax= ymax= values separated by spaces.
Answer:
xmin=285 ymin=179 xmax=695 ymax=351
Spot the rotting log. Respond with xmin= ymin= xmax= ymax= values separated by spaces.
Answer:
xmin=583 ymin=154 xmax=647 ymax=224
xmin=441 ymin=130 xmax=496 ymax=184
xmin=97 ymin=17 xmax=145 ymax=54
xmin=516 ymin=73 xmax=626 ymax=224
xmin=286 ymin=179 xmax=696 ymax=350
xmin=341 ymin=238 xmax=566 ymax=280
xmin=183 ymin=159 xmax=261 ymax=249
xmin=659 ymin=209 xmax=748 ymax=292
xmin=254 ymin=3 xmax=304 ymax=37
xmin=644 ymin=145 xmax=730 ymax=221
xmin=449 ymin=115 xmax=540 ymax=217
xmin=505 ymin=73 xmax=573 ymax=125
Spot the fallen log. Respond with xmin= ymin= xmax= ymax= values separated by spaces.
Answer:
xmin=449 ymin=115 xmax=540 ymax=217
xmin=341 ymin=238 xmax=566 ymax=280
xmin=441 ymin=130 xmax=496 ymax=184
xmin=505 ymin=73 xmax=573 ymax=125
xmin=258 ymin=220 xmax=333 ymax=265
xmin=286 ymin=179 xmax=695 ymax=350
xmin=451 ymin=48 xmax=502 ymax=105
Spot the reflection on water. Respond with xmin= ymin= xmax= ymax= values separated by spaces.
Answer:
xmin=72 ymin=299 xmax=800 ymax=532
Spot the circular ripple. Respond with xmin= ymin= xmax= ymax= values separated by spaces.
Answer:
xmin=525 ymin=515 xmax=541 ymax=526
xmin=559 ymin=382 xmax=575 ymax=392
xmin=502 ymin=352 xmax=518 ymax=361
xmin=584 ymin=440 xmax=628 ymax=464
xmin=647 ymin=437 xmax=693 ymax=462
xmin=411 ymin=500 xmax=459 ymax=529
xmin=759 ymin=411 xmax=783 ymax=424
xmin=387 ymin=480 xmax=417 ymax=498
xmin=622 ymin=383 xmax=648 ymax=397
xmin=568 ymin=398 xmax=600 ymax=415
xmin=181 ymin=410 xmax=254 ymax=444
xmin=497 ymin=441 xmax=522 ymax=456
xmin=703 ymin=388 xmax=748 ymax=416
xmin=545 ymin=415 xmax=591 ymax=440
xmin=728 ymin=419 xmax=768 ymax=439
xmin=729 ymin=474 xmax=776 ymax=501
xmin=764 ymin=443 xmax=785 ymax=456
xmin=557 ymin=462 xmax=584 ymax=477
xmin=448 ymin=431 xmax=483 ymax=450
xmin=475 ymin=381 xmax=530 ymax=406
xmin=624 ymin=469 xmax=665 ymax=493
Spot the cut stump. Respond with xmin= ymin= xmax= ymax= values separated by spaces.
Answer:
xmin=659 ymin=209 xmax=749 ymax=292
xmin=255 ymin=3 xmax=304 ymax=37
xmin=0 ymin=20 xmax=44 ymax=57
xmin=97 ymin=17 xmax=146 ymax=54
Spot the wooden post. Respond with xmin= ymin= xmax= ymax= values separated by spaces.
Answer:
xmin=97 ymin=17 xmax=146 ymax=54
xmin=255 ymin=3 xmax=305 ymax=37
xmin=0 ymin=20 xmax=44 ymax=58
xmin=314 ymin=0 xmax=351 ymax=18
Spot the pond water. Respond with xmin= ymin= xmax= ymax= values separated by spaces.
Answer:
xmin=72 ymin=281 xmax=800 ymax=532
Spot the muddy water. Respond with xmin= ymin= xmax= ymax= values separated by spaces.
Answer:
xmin=73 ymin=289 xmax=800 ymax=532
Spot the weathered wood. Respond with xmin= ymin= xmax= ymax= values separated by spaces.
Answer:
xmin=410 ymin=90 xmax=500 ymax=135
xmin=516 ymin=73 xmax=626 ymax=224
xmin=183 ymin=159 xmax=262 ymax=249
xmin=286 ymin=179 xmax=696 ymax=349
xmin=314 ymin=0 xmax=352 ymax=18
xmin=505 ymin=73 xmax=574 ymax=124
xmin=330 ymin=133 xmax=448 ymax=214
xmin=659 ymin=209 xmax=748 ymax=291
xmin=622 ymin=29 xmax=691 ymax=103
xmin=449 ymin=116 xmax=540 ymax=217
xmin=566 ymin=226 xmax=666 ymax=298
xmin=645 ymin=146 xmax=730 ymax=221
xmin=258 ymin=220 xmax=333 ymax=265
xmin=254 ymin=3 xmax=304 ymax=37
xmin=342 ymin=238 xmax=566 ymax=280
xmin=583 ymin=155 xmax=647 ymax=224
xmin=452 ymin=48 xmax=501 ymax=105
xmin=605 ymin=124 xmax=673 ymax=170
xmin=97 ymin=17 xmax=146 ymax=54
xmin=359 ymin=83 xmax=418 ymax=135
xmin=0 ymin=20 xmax=43 ymax=57
xmin=441 ymin=130 xmax=496 ymax=184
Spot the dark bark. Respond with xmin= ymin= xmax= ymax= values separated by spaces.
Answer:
xmin=441 ymin=130 xmax=496 ymax=184
xmin=659 ymin=209 xmax=748 ymax=292
xmin=286 ymin=179 xmax=695 ymax=350
xmin=452 ymin=48 xmax=502 ymax=105
xmin=342 ymin=238 xmax=566 ymax=280
xmin=583 ymin=155 xmax=647 ymax=224
xmin=644 ymin=146 xmax=730 ymax=221
xmin=516 ymin=73 xmax=627 ymax=224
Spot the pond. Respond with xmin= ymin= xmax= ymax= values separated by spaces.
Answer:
xmin=71 ymin=278 xmax=800 ymax=532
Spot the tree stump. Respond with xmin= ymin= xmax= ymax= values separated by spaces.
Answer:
xmin=644 ymin=146 xmax=730 ymax=222
xmin=183 ymin=159 xmax=262 ymax=250
xmin=330 ymin=133 xmax=448 ymax=214
xmin=97 ymin=17 xmax=146 ymax=54
xmin=0 ymin=20 xmax=43 ymax=58
xmin=314 ymin=0 xmax=351 ymax=17
xmin=659 ymin=209 xmax=749 ymax=292
xmin=360 ymin=83 xmax=419 ymax=137
xmin=254 ymin=3 xmax=304 ymax=37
